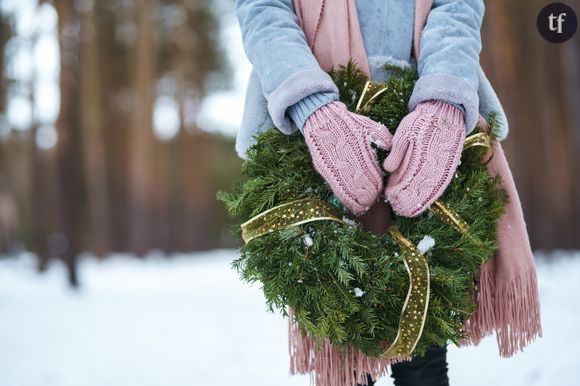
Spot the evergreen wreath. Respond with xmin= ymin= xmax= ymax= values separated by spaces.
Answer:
xmin=218 ymin=63 xmax=508 ymax=358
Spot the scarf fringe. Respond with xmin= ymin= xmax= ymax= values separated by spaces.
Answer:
xmin=461 ymin=260 xmax=542 ymax=357
xmin=462 ymin=260 xmax=496 ymax=346
xmin=288 ymin=307 xmax=411 ymax=386
xmin=494 ymin=265 xmax=542 ymax=356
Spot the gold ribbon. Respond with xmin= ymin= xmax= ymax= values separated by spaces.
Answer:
xmin=355 ymin=80 xmax=390 ymax=113
xmin=463 ymin=131 xmax=491 ymax=151
xmin=240 ymin=198 xmax=345 ymax=243
xmin=429 ymin=200 xmax=470 ymax=234
xmin=463 ymin=131 xmax=494 ymax=165
xmin=429 ymin=199 xmax=486 ymax=249
xmin=382 ymin=227 xmax=431 ymax=358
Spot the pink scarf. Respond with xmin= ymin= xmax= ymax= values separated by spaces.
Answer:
xmin=288 ymin=1 xmax=542 ymax=385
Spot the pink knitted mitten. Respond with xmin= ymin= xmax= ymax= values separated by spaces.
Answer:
xmin=303 ymin=101 xmax=393 ymax=215
xmin=382 ymin=100 xmax=466 ymax=217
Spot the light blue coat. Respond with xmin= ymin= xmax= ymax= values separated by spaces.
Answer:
xmin=234 ymin=0 xmax=509 ymax=159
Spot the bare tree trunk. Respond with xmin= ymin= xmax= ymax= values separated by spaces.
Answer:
xmin=55 ymin=0 xmax=85 ymax=287
xmin=0 ymin=16 xmax=23 ymax=255
xmin=127 ymin=0 xmax=158 ymax=254
xmin=0 ymin=14 xmax=9 ymax=108
xmin=97 ymin=3 xmax=131 ymax=252
xmin=30 ymin=122 xmax=48 ymax=271
xmin=79 ymin=2 xmax=111 ymax=256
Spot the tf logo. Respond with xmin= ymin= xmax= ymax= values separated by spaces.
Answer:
xmin=537 ymin=3 xmax=578 ymax=43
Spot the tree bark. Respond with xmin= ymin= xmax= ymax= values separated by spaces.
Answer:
xmin=55 ymin=0 xmax=85 ymax=287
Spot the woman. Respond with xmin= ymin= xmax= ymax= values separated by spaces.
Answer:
xmin=233 ymin=1 xmax=538 ymax=385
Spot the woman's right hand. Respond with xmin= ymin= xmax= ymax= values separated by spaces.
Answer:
xmin=303 ymin=101 xmax=393 ymax=215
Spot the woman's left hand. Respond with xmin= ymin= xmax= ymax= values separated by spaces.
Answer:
xmin=382 ymin=100 xmax=466 ymax=217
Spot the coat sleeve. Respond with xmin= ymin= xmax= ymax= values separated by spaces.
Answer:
xmin=408 ymin=0 xmax=484 ymax=133
xmin=235 ymin=0 xmax=338 ymax=134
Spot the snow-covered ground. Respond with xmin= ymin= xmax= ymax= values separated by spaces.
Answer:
xmin=0 ymin=249 xmax=578 ymax=386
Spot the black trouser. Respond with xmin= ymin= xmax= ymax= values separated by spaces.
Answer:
xmin=356 ymin=345 xmax=449 ymax=386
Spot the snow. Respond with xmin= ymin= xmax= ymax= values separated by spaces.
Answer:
xmin=342 ymin=216 xmax=357 ymax=226
xmin=417 ymin=235 xmax=435 ymax=254
xmin=353 ymin=287 xmax=365 ymax=298
xmin=0 ymin=249 xmax=579 ymax=386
